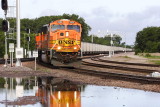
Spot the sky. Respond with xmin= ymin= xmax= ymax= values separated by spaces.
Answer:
xmin=1 ymin=0 xmax=160 ymax=45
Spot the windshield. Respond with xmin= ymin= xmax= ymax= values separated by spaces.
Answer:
xmin=51 ymin=25 xmax=65 ymax=31
xmin=67 ymin=25 xmax=80 ymax=32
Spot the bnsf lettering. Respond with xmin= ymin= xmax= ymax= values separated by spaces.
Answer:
xmin=59 ymin=40 xmax=74 ymax=44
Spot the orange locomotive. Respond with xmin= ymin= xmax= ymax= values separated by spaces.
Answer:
xmin=36 ymin=19 xmax=82 ymax=66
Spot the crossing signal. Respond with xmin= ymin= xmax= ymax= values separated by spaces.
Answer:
xmin=1 ymin=0 xmax=8 ymax=10
xmin=2 ymin=20 xmax=9 ymax=32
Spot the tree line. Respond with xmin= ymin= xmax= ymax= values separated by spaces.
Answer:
xmin=135 ymin=27 xmax=160 ymax=54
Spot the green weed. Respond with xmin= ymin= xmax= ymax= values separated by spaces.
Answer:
xmin=150 ymin=60 xmax=160 ymax=65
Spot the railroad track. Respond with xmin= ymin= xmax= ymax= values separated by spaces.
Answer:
xmin=82 ymin=60 xmax=158 ymax=74
xmin=37 ymin=59 xmax=160 ymax=84
xmin=69 ymin=68 xmax=160 ymax=84
xmin=81 ymin=56 xmax=160 ymax=74
xmin=92 ymin=57 xmax=160 ymax=67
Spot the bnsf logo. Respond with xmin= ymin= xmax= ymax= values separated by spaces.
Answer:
xmin=59 ymin=40 xmax=74 ymax=44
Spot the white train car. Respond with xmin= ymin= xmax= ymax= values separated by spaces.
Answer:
xmin=81 ymin=42 xmax=132 ymax=55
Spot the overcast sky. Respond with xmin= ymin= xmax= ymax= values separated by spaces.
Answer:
xmin=1 ymin=0 xmax=160 ymax=45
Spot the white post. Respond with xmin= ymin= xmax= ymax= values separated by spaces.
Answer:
xmin=28 ymin=40 xmax=29 ymax=53
xmin=15 ymin=0 xmax=21 ymax=66
xmin=4 ymin=32 xmax=8 ymax=67
xmin=11 ymin=52 xmax=13 ymax=67
xmin=16 ymin=0 xmax=20 ymax=48
xmin=110 ymin=33 xmax=113 ymax=56
xmin=125 ymin=34 xmax=126 ymax=53
xmin=35 ymin=57 xmax=36 ymax=71
xmin=10 ymin=52 xmax=11 ymax=66
xmin=33 ymin=51 xmax=38 ymax=70
xmin=81 ymin=49 xmax=83 ymax=58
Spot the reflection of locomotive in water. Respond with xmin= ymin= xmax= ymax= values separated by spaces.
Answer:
xmin=36 ymin=77 xmax=81 ymax=107
xmin=36 ymin=19 xmax=82 ymax=66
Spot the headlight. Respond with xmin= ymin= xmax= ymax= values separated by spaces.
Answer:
xmin=66 ymin=32 xmax=69 ymax=37
xmin=57 ymin=46 xmax=61 ymax=50
xmin=74 ymin=47 xmax=77 ymax=50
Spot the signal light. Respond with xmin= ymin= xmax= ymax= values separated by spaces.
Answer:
xmin=1 ymin=0 xmax=8 ymax=10
xmin=26 ymin=36 xmax=30 ymax=41
xmin=26 ymin=28 xmax=30 ymax=34
xmin=2 ymin=20 xmax=9 ymax=32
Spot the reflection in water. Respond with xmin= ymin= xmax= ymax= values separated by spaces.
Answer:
xmin=0 ymin=77 xmax=160 ymax=107
xmin=0 ymin=77 xmax=40 ymax=106
xmin=36 ymin=77 xmax=82 ymax=107
xmin=0 ymin=77 xmax=83 ymax=107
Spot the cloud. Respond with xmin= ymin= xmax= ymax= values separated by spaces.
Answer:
xmin=31 ymin=0 xmax=38 ymax=4
xmin=39 ymin=9 xmax=60 ymax=17
xmin=85 ymin=6 xmax=160 ymax=45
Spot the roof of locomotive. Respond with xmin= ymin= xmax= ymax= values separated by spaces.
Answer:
xmin=50 ymin=19 xmax=81 ymax=25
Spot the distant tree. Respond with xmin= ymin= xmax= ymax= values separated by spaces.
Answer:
xmin=104 ymin=34 xmax=122 ymax=46
xmin=86 ymin=33 xmax=123 ymax=46
xmin=135 ymin=27 xmax=160 ymax=54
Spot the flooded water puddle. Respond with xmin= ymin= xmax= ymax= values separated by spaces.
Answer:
xmin=82 ymin=86 xmax=160 ymax=107
xmin=0 ymin=77 xmax=160 ymax=107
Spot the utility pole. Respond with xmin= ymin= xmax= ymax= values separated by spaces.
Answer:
xmin=16 ymin=0 xmax=20 ymax=49
xmin=15 ymin=0 xmax=23 ymax=66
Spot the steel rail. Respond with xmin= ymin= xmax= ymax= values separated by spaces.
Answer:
xmin=92 ymin=57 xmax=160 ymax=67
xmin=82 ymin=61 xmax=157 ymax=73
xmin=65 ymin=67 xmax=160 ymax=83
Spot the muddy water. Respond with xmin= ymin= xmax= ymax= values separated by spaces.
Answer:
xmin=0 ymin=77 xmax=160 ymax=107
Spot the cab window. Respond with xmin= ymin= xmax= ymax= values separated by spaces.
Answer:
xmin=67 ymin=25 xmax=80 ymax=32
xmin=51 ymin=25 xmax=65 ymax=31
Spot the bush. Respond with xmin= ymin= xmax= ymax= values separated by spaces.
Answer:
xmin=145 ymin=53 xmax=151 ymax=57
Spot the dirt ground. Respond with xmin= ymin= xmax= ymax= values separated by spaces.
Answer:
xmin=1 ymin=52 xmax=160 ymax=93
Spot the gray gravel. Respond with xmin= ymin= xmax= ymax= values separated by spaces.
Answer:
xmin=0 ymin=66 xmax=33 ymax=72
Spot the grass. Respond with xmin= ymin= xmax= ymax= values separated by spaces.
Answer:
xmin=139 ymin=53 xmax=160 ymax=59
xmin=123 ymin=56 xmax=131 ymax=58
xmin=41 ymin=69 xmax=51 ymax=72
xmin=145 ymin=54 xmax=160 ymax=59
xmin=146 ymin=55 xmax=160 ymax=59
xmin=119 ymin=56 xmax=131 ymax=59
xmin=150 ymin=60 xmax=160 ymax=65
xmin=138 ymin=53 xmax=160 ymax=65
